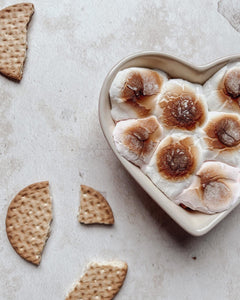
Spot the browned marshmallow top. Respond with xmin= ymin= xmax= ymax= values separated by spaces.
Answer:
xmin=121 ymin=70 xmax=163 ymax=117
xmin=204 ymin=114 xmax=240 ymax=150
xmin=156 ymin=136 xmax=198 ymax=181
xmin=123 ymin=117 xmax=162 ymax=158
xmin=224 ymin=69 xmax=240 ymax=98
xmin=217 ymin=68 xmax=240 ymax=111
xmin=159 ymin=86 xmax=206 ymax=130
xmin=198 ymin=164 xmax=233 ymax=211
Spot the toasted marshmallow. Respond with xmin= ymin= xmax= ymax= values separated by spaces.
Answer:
xmin=143 ymin=133 xmax=205 ymax=199
xmin=110 ymin=67 xmax=168 ymax=121
xmin=204 ymin=62 xmax=240 ymax=112
xmin=156 ymin=79 xmax=208 ymax=133
xmin=113 ymin=116 xmax=163 ymax=167
xmin=202 ymin=112 xmax=240 ymax=166
xmin=175 ymin=161 xmax=240 ymax=214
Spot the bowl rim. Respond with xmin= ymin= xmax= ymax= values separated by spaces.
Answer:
xmin=101 ymin=50 xmax=240 ymax=76
xmin=98 ymin=51 xmax=240 ymax=236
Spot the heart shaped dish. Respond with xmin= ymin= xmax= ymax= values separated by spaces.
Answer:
xmin=99 ymin=52 xmax=240 ymax=236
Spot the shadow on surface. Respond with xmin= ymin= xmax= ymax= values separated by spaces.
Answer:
xmin=119 ymin=166 xmax=240 ymax=248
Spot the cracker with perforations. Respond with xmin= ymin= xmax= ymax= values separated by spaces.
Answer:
xmin=66 ymin=261 xmax=128 ymax=300
xmin=0 ymin=3 xmax=34 ymax=81
xmin=6 ymin=181 xmax=52 ymax=265
xmin=78 ymin=185 xmax=114 ymax=225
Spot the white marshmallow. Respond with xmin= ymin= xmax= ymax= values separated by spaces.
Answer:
xmin=155 ymin=79 xmax=208 ymax=134
xmin=175 ymin=161 xmax=240 ymax=214
xmin=110 ymin=67 xmax=168 ymax=121
xmin=142 ymin=133 xmax=206 ymax=199
xmin=202 ymin=111 xmax=240 ymax=167
xmin=113 ymin=116 xmax=163 ymax=167
xmin=204 ymin=61 xmax=240 ymax=113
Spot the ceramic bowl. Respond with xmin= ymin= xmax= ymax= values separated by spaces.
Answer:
xmin=98 ymin=51 xmax=240 ymax=236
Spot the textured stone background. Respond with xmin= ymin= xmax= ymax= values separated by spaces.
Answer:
xmin=0 ymin=0 xmax=240 ymax=299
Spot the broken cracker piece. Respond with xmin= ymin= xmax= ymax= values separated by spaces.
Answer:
xmin=0 ymin=3 xmax=34 ymax=81
xmin=6 ymin=181 xmax=52 ymax=265
xmin=78 ymin=185 xmax=114 ymax=225
xmin=66 ymin=261 xmax=128 ymax=300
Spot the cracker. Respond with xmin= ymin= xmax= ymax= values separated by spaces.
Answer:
xmin=0 ymin=3 xmax=34 ymax=81
xmin=78 ymin=185 xmax=114 ymax=225
xmin=66 ymin=261 xmax=128 ymax=300
xmin=6 ymin=181 xmax=52 ymax=265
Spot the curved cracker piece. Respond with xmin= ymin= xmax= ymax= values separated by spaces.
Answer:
xmin=6 ymin=181 xmax=52 ymax=265
xmin=78 ymin=185 xmax=114 ymax=225
xmin=66 ymin=261 xmax=128 ymax=300
xmin=0 ymin=3 xmax=34 ymax=81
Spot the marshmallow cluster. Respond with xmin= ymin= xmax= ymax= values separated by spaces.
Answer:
xmin=110 ymin=65 xmax=240 ymax=214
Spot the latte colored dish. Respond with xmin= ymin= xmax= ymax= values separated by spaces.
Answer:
xmin=99 ymin=52 xmax=240 ymax=236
